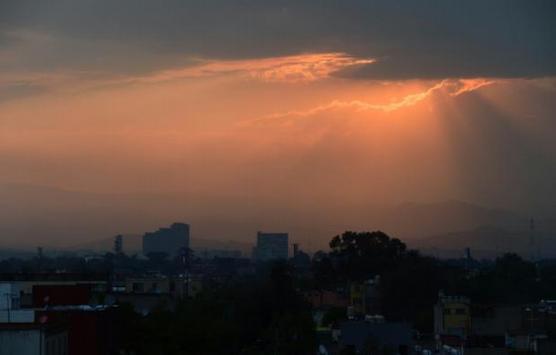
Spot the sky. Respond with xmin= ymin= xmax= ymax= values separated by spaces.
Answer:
xmin=1 ymin=1 xmax=556 ymax=248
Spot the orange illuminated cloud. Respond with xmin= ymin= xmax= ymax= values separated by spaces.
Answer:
xmin=256 ymin=79 xmax=496 ymax=122
xmin=445 ymin=78 xmax=496 ymax=96
xmin=0 ymin=52 xmax=375 ymax=98
xmin=129 ymin=52 xmax=375 ymax=84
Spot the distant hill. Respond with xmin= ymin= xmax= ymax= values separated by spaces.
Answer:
xmin=1 ymin=182 xmax=553 ymax=258
xmin=378 ymin=200 xmax=526 ymax=239
xmin=411 ymin=225 xmax=556 ymax=259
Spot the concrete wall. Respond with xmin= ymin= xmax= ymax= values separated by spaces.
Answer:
xmin=0 ymin=329 xmax=41 ymax=355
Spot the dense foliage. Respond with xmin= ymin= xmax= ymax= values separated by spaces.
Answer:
xmin=117 ymin=263 xmax=316 ymax=355
xmin=313 ymin=231 xmax=556 ymax=331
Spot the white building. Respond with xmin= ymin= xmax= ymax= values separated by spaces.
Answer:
xmin=0 ymin=324 xmax=67 ymax=355
xmin=0 ymin=283 xmax=34 ymax=323
xmin=0 ymin=283 xmax=67 ymax=355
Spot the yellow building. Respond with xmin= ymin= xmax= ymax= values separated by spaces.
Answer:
xmin=349 ymin=277 xmax=381 ymax=316
xmin=350 ymin=283 xmax=365 ymax=315
xmin=434 ymin=292 xmax=471 ymax=337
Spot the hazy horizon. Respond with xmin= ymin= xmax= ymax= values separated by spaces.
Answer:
xmin=1 ymin=182 xmax=553 ymax=256
xmin=1 ymin=1 xmax=555 ymax=251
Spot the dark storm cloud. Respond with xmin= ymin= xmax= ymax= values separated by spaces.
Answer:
xmin=1 ymin=0 xmax=555 ymax=79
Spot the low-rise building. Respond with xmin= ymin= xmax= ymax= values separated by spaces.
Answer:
xmin=124 ymin=275 xmax=201 ymax=298
xmin=0 ymin=323 xmax=68 ymax=355
xmin=0 ymin=283 xmax=35 ymax=323
xmin=0 ymin=274 xmax=107 ymax=308
xmin=434 ymin=292 xmax=471 ymax=338
xmin=37 ymin=305 xmax=116 ymax=355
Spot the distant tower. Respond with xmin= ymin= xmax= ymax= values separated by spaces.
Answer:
xmin=529 ymin=218 xmax=538 ymax=262
xmin=114 ymin=235 xmax=123 ymax=255
xmin=179 ymin=247 xmax=192 ymax=298
xmin=37 ymin=247 xmax=44 ymax=272
xmin=464 ymin=247 xmax=472 ymax=271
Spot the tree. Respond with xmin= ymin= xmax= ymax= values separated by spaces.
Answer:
xmin=380 ymin=251 xmax=444 ymax=331
xmin=113 ymin=262 xmax=316 ymax=355
xmin=322 ymin=307 xmax=346 ymax=327
xmin=329 ymin=231 xmax=407 ymax=281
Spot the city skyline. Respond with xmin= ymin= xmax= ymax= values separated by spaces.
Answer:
xmin=1 ymin=3 xmax=556 ymax=354
xmin=1 ymin=1 xmax=555 ymax=249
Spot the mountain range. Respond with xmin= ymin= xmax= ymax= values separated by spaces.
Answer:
xmin=0 ymin=183 xmax=554 ymax=259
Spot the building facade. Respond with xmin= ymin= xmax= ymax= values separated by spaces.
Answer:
xmin=254 ymin=232 xmax=288 ymax=261
xmin=142 ymin=223 xmax=190 ymax=257
xmin=434 ymin=292 xmax=471 ymax=337
xmin=0 ymin=324 xmax=68 ymax=355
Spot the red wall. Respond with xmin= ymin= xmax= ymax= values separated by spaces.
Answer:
xmin=33 ymin=285 xmax=91 ymax=307
xmin=37 ymin=309 xmax=114 ymax=355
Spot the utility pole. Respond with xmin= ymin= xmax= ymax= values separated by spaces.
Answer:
xmin=3 ymin=292 xmax=14 ymax=323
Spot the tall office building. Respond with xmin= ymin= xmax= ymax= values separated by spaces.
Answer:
xmin=255 ymin=232 xmax=288 ymax=261
xmin=143 ymin=223 xmax=190 ymax=257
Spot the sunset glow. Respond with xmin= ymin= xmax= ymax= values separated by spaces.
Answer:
xmin=1 ymin=4 xmax=556 ymax=353
xmin=1 ymin=1 xmax=555 ymax=248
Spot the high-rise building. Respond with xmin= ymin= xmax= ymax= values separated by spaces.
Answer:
xmin=254 ymin=232 xmax=288 ymax=261
xmin=529 ymin=217 xmax=539 ymax=261
xmin=143 ymin=223 xmax=190 ymax=257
